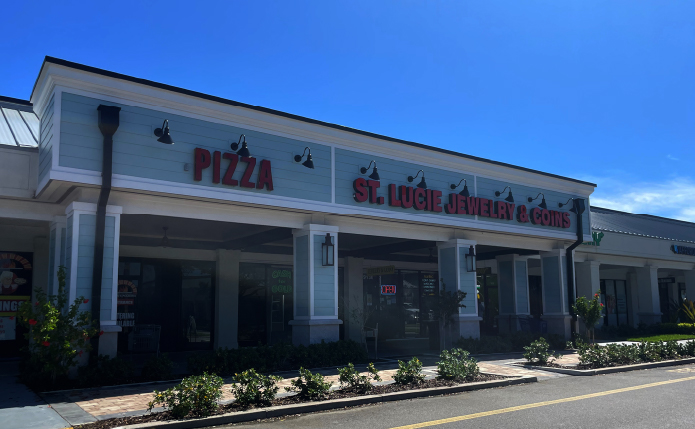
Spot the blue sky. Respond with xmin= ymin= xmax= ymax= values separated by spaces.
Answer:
xmin=2 ymin=1 xmax=694 ymax=220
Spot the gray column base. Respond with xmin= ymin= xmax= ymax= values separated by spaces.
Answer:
xmin=543 ymin=314 xmax=572 ymax=340
xmin=451 ymin=315 xmax=482 ymax=340
xmin=98 ymin=324 xmax=122 ymax=358
xmin=289 ymin=319 xmax=343 ymax=346
xmin=497 ymin=315 xmax=523 ymax=333
xmin=637 ymin=312 xmax=662 ymax=326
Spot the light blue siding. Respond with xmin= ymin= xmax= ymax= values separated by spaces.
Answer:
xmin=439 ymin=247 xmax=457 ymax=294
xmin=515 ymin=260 xmax=529 ymax=314
xmin=48 ymin=228 xmax=56 ymax=293
xmin=498 ymin=261 xmax=514 ymax=314
xmin=542 ymin=255 xmax=562 ymax=313
xmin=294 ymin=235 xmax=309 ymax=317
xmin=75 ymin=214 xmax=116 ymax=321
xmin=59 ymin=93 xmax=332 ymax=203
xmin=38 ymin=93 xmax=55 ymax=185
xmin=458 ymin=247 xmax=477 ymax=314
xmin=312 ymin=234 xmax=335 ymax=317
xmin=65 ymin=214 xmax=73 ymax=291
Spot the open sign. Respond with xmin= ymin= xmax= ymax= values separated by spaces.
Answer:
xmin=381 ymin=285 xmax=396 ymax=295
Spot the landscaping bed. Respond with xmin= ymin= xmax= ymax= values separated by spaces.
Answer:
xmin=73 ymin=374 xmax=508 ymax=429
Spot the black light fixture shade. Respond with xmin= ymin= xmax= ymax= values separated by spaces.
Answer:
xmin=465 ymin=245 xmax=476 ymax=272
xmin=321 ymin=233 xmax=335 ymax=266
xmin=407 ymin=170 xmax=427 ymax=189
xmin=450 ymin=179 xmax=470 ymax=197
xmin=231 ymin=134 xmax=251 ymax=157
xmin=360 ymin=160 xmax=380 ymax=180
xmin=495 ymin=186 xmax=514 ymax=203
xmin=160 ymin=227 xmax=170 ymax=247
xmin=559 ymin=197 xmax=585 ymax=215
xmin=154 ymin=120 xmax=174 ymax=144
xmin=294 ymin=147 xmax=315 ymax=169
xmin=527 ymin=193 xmax=548 ymax=209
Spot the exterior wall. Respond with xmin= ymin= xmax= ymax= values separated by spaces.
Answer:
xmin=0 ymin=146 xmax=38 ymax=200
xmin=38 ymin=92 xmax=55 ymax=186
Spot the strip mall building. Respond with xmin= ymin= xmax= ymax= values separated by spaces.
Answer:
xmin=1 ymin=57 xmax=694 ymax=358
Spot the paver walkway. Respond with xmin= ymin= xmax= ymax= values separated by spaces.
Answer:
xmin=41 ymin=351 xmax=570 ymax=425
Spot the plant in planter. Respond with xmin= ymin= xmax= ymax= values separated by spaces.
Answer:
xmin=148 ymin=372 xmax=224 ymax=418
xmin=572 ymin=292 xmax=604 ymax=343
xmin=393 ymin=357 xmax=426 ymax=385
xmin=435 ymin=279 xmax=467 ymax=351
xmin=285 ymin=367 xmax=332 ymax=400
xmin=141 ymin=353 xmax=175 ymax=381
xmin=17 ymin=266 xmax=98 ymax=387
xmin=523 ymin=338 xmax=561 ymax=365
xmin=680 ymin=299 xmax=695 ymax=324
xmin=231 ymin=369 xmax=283 ymax=407
xmin=338 ymin=362 xmax=381 ymax=393
xmin=436 ymin=348 xmax=479 ymax=381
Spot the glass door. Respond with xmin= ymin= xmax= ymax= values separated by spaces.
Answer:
xmin=601 ymin=280 xmax=628 ymax=326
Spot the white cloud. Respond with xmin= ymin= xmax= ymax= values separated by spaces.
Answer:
xmin=667 ymin=154 xmax=679 ymax=161
xmin=586 ymin=177 xmax=695 ymax=222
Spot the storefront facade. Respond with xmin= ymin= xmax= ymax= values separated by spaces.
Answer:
xmin=1 ymin=57 xmax=603 ymax=358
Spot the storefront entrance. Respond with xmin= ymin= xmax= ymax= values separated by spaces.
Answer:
xmin=363 ymin=269 xmax=439 ymax=353
xmin=117 ymin=258 xmax=215 ymax=353
xmin=601 ymin=279 xmax=628 ymax=326
xmin=476 ymin=267 xmax=499 ymax=335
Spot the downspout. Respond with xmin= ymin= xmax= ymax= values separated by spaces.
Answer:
xmin=566 ymin=198 xmax=586 ymax=337
xmin=91 ymin=105 xmax=121 ymax=354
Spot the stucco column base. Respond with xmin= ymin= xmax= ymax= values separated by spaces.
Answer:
xmin=637 ymin=312 xmax=662 ymax=326
xmin=289 ymin=319 xmax=342 ymax=346
xmin=98 ymin=324 xmax=122 ymax=358
xmin=451 ymin=315 xmax=482 ymax=340
xmin=543 ymin=314 xmax=572 ymax=340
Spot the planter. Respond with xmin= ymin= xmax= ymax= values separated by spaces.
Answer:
xmin=516 ymin=357 xmax=695 ymax=376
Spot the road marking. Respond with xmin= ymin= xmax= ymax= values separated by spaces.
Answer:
xmin=390 ymin=375 xmax=695 ymax=429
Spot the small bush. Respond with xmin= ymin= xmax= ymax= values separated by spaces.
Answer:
xmin=577 ymin=343 xmax=610 ymax=368
xmin=393 ymin=357 xmax=426 ymax=385
xmin=523 ymin=338 xmax=561 ymax=365
xmin=148 ymin=372 xmax=224 ymax=419
xmin=437 ymin=348 xmax=479 ymax=381
xmin=77 ymin=355 xmax=135 ymax=387
xmin=338 ymin=363 xmax=381 ymax=393
xmin=231 ymin=369 xmax=283 ymax=408
xmin=141 ymin=354 xmax=174 ymax=382
xmin=285 ymin=367 xmax=332 ymax=400
xmin=454 ymin=333 xmax=565 ymax=355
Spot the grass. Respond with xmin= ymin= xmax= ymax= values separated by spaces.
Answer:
xmin=625 ymin=334 xmax=695 ymax=342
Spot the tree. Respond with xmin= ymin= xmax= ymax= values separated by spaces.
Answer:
xmin=17 ymin=266 xmax=99 ymax=386
xmin=572 ymin=292 xmax=603 ymax=343
xmin=435 ymin=278 xmax=467 ymax=350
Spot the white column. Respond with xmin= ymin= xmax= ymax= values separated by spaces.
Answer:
xmin=438 ymin=239 xmax=481 ymax=340
xmin=495 ymin=254 xmax=530 ymax=333
xmin=48 ymin=216 xmax=67 ymax=296
xmin=685 ymin=270 xmax=695 ymax=302
xmin=540 ymin=250 xmax=572 ymax=339
xmin=215 ymin=249 xmax=240 ymax=349
xmin=635 ymin=265 xmax=661 ymax=326
xmin=343 ymin=256 xmax=364 ymax=343
xmin=65 ymin=202 xmax=122 ymax=358
xmin=289 ymin=224 xmax=342 ymax=345
xmin=576 ymin=261 xmax=601 ymax=301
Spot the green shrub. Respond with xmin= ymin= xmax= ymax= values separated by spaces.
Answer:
xmin=141 ymin=354 xmax=175 ymax=382
xmin=338 ymin=363 xmax=381 ymax=393
xmin=285 ymin=367 xmax=332 ymax=400
xmin=578 ymin=340 xmax=695 ymax=369
xmin=454 ymin=333 xmax=565 ymax=355
xmin=523 ymin=338 xmax=561 ymax=365
xmin=77 ymin=355 xmax=135 ymax=387
xmin=148 ymin=372 xmax=224 ymax=418
xmin=572 ymin=292 xmax=604 ymax=342
xmin=187 ymin=340 xmax=368 ymax=376
xmin=577 ymin=343 xmax=610 ymax=368
xmin=393 ymin=357 xmax=426 ymax=385
xmin=436 ymin=348 xmax=479 ymax=381
xmin=231 ymin=369 xmax=283 ymax=407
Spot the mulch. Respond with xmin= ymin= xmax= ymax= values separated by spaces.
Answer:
xmin=75 ymin=374 xmax=505 ymax=429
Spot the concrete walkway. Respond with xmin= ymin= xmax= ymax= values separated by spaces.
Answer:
xmin=36 ymin=351 xmax=569 ymax=427
xmin=0 ymin=360 xmax=71 ymax=429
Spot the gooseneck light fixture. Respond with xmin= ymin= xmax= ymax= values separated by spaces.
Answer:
xmin=494 ymin=186 xmax=514 ymax=203
xmin=450 ymin=179 xmax=470 ymax=197
xmin=160 ymin=227 xmax=170 ymax=248
xmin=527 ymin=193 xmax=548 ymax=209
xmin=407 ymin=170 xmax=427 ymax=189
xmin=294 ymin=147 xmax=315 ymax=169
xmin=360 ymin=160 xmax=380 ymax=180
xmin=465 ymin=245 xmax=477 ymax=272
xmin=321 ymin=233 xmax=335 ymax=266
xmin=230 ymin=134 xmax=251 ymax=157
xmin=153 ymin=120 xmax=174 ymax=144
xmin=559 ymin=197 xmax=586 ymax=214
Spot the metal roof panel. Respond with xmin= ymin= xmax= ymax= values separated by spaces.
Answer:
xmin=2 ymin=107 xmax=37 ymax=147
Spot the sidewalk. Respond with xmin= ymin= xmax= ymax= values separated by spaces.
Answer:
xmin=0 ymin=360 xmax=71 ymax=429
xmin=35 ymin=351 xmax=570 ymax=427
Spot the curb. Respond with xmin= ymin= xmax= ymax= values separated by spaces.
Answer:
xmin=517 ymin=357 xmax=695 ymax=376
xmin=121 ymin=376 xmax=536 ymax=429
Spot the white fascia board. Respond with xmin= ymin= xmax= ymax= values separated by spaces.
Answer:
xmin=35 ymin=63 xmax=595 ymax=197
